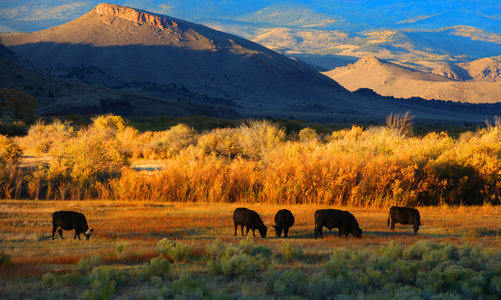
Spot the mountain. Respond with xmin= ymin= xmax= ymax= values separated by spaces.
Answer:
xmin=2 ymin=3 xmax=501 ymax=124
xmin=0 ymin=42 xmax=238 ymax=117
xmin=250 ymin=26 xmax=501 ymax=72
xmin=2 ymin=1 xmax=500 ymax=74
xmin=324 ymin=56 xmax=501 ymax=104
xmin=1 ymin=3 xmax=358 ymax=119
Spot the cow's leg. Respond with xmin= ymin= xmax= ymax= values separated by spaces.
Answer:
xmin=75 ymin=231 xmax=81 ymax=240
xmin=52 ymin=226 xmax=57 ymax=240
xmin=234 ymin=222 xmax=238 ymax=236
xmin=241 ymin=225 xmax=245 ymax=236
xmin=284 ymin=228 xmax=289 ymax=238
xmin=252 ymin=229 xmax=256 ymax=237
xmin=58 ymin=228 xmax=64 ymax=239
xmin=315 ymin=225 xmax=323 ymax=239
xmin=390 ymin=221 xmax=395 ymax=230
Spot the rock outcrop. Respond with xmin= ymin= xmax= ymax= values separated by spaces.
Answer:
xmin=95 ymin=3 xmax=178 ymax=30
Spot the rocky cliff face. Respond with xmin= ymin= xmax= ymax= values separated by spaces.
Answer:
xmin=94 ymin=3 xmax=179 ymax=31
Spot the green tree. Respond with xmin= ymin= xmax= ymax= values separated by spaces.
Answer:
xmin=0 ymin=87 xmax=38 ymax=120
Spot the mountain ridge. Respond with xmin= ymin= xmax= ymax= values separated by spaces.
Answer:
xmin=1 ymin=3 xmax=500 ymax=124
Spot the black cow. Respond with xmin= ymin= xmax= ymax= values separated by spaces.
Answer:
xmin=273 ymin=209 xmax=295 ymax=238
xmin=52 ymin=211 xmax=94 ymax=240
xmin=388 ymin=206 xmax=421 ymax=234
xmin=233 ymin=207 xmax=267 ymax=238
xmin=314 ymin=209 xmax=362 ymax=239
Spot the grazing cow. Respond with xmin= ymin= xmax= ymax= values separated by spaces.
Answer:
xmin=388 ymin=206 xmax=421 ymax=234
xmin=314 ymin=209 xmax=362 ymax=239
xmin=52 ymin=211 xmax=94 ymax=240
xmin=233 ymin=207 xmax=267 ymax=238
xmin=273 ymin=209 xmax=295 ymax=238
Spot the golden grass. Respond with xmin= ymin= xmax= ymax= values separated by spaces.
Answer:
xmin=1 ymin=200 xmax=500 ymax=280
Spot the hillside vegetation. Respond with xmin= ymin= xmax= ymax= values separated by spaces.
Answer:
xmin=1 ymin=114 xmax=501 ymax=206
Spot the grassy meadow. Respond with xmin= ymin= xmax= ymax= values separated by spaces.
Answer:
xmin=1 ymin=200 xmax=501 ymax=299
xmin=0 ymin=114 xmax=501 ymax=298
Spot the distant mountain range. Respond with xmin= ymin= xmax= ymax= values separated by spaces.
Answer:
xmin=1 ymin=3 xmax=501 ymax=123
xmin=2 ymin=1 xmax=500 ymax=33
xmin=2 ymin=1 xmax=500 ymax=71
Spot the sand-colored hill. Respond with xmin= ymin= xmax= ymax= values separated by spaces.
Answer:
xmin=325 ymin=56 xmax=501 ymax=104
xmin=0 ymin=3 xmax=354 ymax=118
xmin=434 ymin=58 xmax=501 ymax=82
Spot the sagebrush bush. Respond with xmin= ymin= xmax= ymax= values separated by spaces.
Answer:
xmin=321 ymin=240 xmax=501 ymax=298
xmin=7 ymin=240 xmax=501 ymax=299
xmin=170 ymin=270 xmax=208 ymax=298
xmin=78 ymin=255 xmax=103 ymax=274
xmin=138 ymin=257 xmax=171 ymax=280
xmin=274 ymin=269 xmax=309 ymax=296
xmin=41 ymin=273 xmax=56 ymax=288
xmin=157 ymin=238 xmax=191 ymax=262
xmin=206 ymin=238 xmax=271 ymax=279
xmin=276 ymin=241 xmax=304 ymax=263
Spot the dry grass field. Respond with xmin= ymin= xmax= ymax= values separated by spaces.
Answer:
xmin=1 ymin=200 xmax=500 ymax=298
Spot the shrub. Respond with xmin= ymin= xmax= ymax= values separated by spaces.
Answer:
xmin=41 ymin=273 xmax=57 ymax=288
xmin=155 ymin=123 xmax=198 ymax=157
xmin=170 ymin=270 xmax=208 ymax=298
xmin=0 ymin=135 xmax=22 ymax=163
xmin=78 ymin=255 xmax=102 ymax=274
xmin=274 ymin=269 xmax=308 ymax=296
xmin=115 ymin=242 xmax=130 ymax=258
xmin=91 ymin=114 xmax=126 ymax=132
xmin=307 ymin=274 xmax=340 ymax=299
xmin=206 ymin=238 xmax=271 ymax=279
xmin=237 ymin=119 xmax=286 ymax=160
xmin=157 ymin=238 xmax=191 ymax=262
xmin=20 ymin=119 xmax=74 ymax=154
xmin=0 ymin=250 xmax=12 ymax=268
xmin=276 ymin=241 xmax=304 ymax=263
xmin=298 ymin=127 xmax=320 ymax=143
xmin=58 ymin=271 xmax=85 ymax=287
xmin=138 ymin=257 xmax=172 ymax=281
xmin=386 ymin=111 xmax=414 ymax=136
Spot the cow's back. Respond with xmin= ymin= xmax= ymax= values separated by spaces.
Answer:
xmin=390 ymin=206 xmax=419 ymax=224
xmin=53 ymin=211 xmax=88 ymax=230
xmin=233 ymin=207 xmax=250 ymax=224
xmin=315 ymin=209 xmax=343 ymax=229
xmin=275 ymin=209 xmax=294 ymax=227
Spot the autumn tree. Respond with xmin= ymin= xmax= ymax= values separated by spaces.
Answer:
xmin=0 ymin=87 xmax=38 ymax=120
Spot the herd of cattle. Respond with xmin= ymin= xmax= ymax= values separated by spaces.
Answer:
xmin=51 ymin=206 xmax=421 ymax=241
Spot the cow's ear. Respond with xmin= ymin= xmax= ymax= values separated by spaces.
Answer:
xmin=272 ymin=225 xmax=277 ymax=229
xmin=90 ymin=229 xmax=94 ymax=233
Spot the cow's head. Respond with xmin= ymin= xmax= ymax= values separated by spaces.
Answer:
xmin=272 ymin=225 xmax=282 ymax=238
xmin=259 ymin=226 xmax=268 ymax=238
xmin=352 ymin=228 xmax=362 ymax=238
xmin=84 ymin=228 xmax=94 ymax=240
